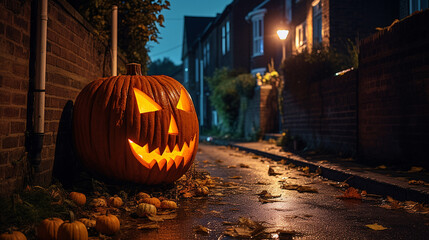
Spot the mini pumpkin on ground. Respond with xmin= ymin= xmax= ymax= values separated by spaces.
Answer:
xmin=0 ymin=230 xmax=26 ymax=240
xmin=37 ymin=217 xmax=64 ymax=240
xmin=161 ymin=200 xmax=178 ymax=209
xmin=57 ymin=211 xmax=88 ymax=240
xmin=69 ymin=192 xmax=86 ymax=206
xmin=95 ymin=212 xmax=120 ymax=235
xmin=141 ymin=197 xmax=161 ymax=208
xmin=108 ymin=196 xmax=123 ymax=208
xmin=78 ymin=218 xmax=96 ymax=228
xmin=136 ymin=203 xmax=157 ymax=217
xmin=89 ymin=198 xmax=107 ymax=208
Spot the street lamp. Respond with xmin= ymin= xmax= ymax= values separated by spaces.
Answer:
xmin=277 ymin=29 xmax=289 ymax=62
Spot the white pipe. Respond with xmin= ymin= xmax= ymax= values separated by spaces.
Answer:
xmin=112 ymin=5 xmax=118 ymax=76
xmin=35 ymin=0 xmax=47 ymax=134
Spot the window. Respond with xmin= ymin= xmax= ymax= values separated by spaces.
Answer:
xmin=285 ymin=0 xmax=292 ymax=23
xmin=295 ymin=21 xmax=306 ymax=51
xmin=184 ymin=57 xmax=189 ymax=83
xmin=409 ymin=0 xmax=429 ymax=14
xmin=226 ymin=21 xmax=230 ymax=52
xmin=222 ymin=25 xmax=226 ymax=55
xmin=195 ymin=58 xmax=199 ymax=82
xmin=312 ymin=0 xmax=322 ymax=45
xmin=203 ymin=42 xmax=210 ymax=66
xmin=252 ymin=17 xmax=264 ymax=56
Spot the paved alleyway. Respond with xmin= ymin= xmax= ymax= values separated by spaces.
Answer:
xmin=130 ymin=143 xmax=429 ymax=239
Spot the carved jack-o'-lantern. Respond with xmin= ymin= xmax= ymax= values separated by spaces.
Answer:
xmin=73 ymin=63 xmax=199 ymax=185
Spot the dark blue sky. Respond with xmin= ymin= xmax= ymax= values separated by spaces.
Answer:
xmin=148 ymin=0 xmax=232 ymax=65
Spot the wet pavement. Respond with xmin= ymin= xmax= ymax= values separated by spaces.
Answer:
xmin=127 ymin=143 xmax=429 ymax=239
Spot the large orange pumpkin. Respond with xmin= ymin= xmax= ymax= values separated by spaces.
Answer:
xmin=73 ymin=63 xmax=199 ymax=185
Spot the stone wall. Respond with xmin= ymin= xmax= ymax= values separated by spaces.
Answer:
xmin=0 ymin=0 xmax=126 ymax=195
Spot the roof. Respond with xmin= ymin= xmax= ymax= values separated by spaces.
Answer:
xmin=182 ymin=16 xmax=215 ymax=57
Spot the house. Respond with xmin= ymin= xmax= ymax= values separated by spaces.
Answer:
xmin=181 ymin=0 xmax=260 ymax=130
xmin=182 ymin=0 xmax=415 ymax=135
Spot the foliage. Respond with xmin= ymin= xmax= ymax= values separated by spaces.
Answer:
xmin=283 ymin=47 xmax=356 ymax=97
xmin=73 ymin=0 xmax=170 ymax=74
xmin=207 ymin=68 xmax=256 ymax=134
xmin=0 ymin=185 xmax=70 ymax=233
xmin=148 ymin=57 xmax=181 ymax=76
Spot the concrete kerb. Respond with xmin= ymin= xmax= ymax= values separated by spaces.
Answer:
xmin=204 ymin=138 xmax=429 ymax=204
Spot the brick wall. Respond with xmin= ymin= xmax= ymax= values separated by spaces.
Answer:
xmin=282 ymin=70 xmax=357 ymax=155
xmin=358 ymin=9 xmax=429 ymax=166
xmin=0 ymin=0 xmax=126 ymax=195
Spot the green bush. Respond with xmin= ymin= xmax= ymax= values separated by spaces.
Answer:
xmin=207 ymin=68 xmax=255 ymax=135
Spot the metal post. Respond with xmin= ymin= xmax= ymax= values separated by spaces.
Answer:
xmin=112 ymin=5 xmax=118 ymax=76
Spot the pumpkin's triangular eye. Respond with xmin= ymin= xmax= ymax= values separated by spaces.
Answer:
xmin=176 ymin=88 xmax=191 ymax=112
xmin=133 ymin=88 xmax=162 ymax=114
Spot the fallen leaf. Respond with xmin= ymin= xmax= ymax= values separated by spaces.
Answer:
xmin=182 ymin=192 xmax=193 ymax=198
xmin=337 ymin=187 xmax=362 ymax=200
xmin=258 ymin=197 xmax=281 ymax=204
xmin=194 ymin=225 xmax=210 ymax=234
xmin=228 ymin=165 xmax=237 ymax=168
xmin=297 ymin=186 xmax=318 ymax=193
xmin=202 ymin=160 xmax=210 ymax=163
xmin=376 ymin=165 xmax=387 ymax=169
xmin=255 ymin=181 xmax=271 ymax=185
xmin=229 ymin=176 xmax=242 ymax=179
xmin=147 ymin=213 xmax=177 ymax=222
xmin=239 ymin=163 xmax=250 ymax=168
xmin=137 ymin=222 xmax=160 ymax=230
xmin=281 ymin=184 xmax=300 ymax=190
xmin=366 ymin=223 xmax=387 ymax=230
xmin=222 ymin=221 xmax=234 ymax=225
xmin=268 ymin=166 xmax=282 ymax=176
xmin=408 ymin=166 xmax=424 ymax=173
xmin=408 ymin=180 xmax=425 ymax=185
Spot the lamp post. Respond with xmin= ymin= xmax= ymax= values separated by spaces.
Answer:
xmin=277 ymin=29 xmax=289 ymax=62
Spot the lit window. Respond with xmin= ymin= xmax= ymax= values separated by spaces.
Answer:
xmin=295 ymin=21 xmax=306 ymax=51
xmin=252 ymin=18 xmax=264 ymax=56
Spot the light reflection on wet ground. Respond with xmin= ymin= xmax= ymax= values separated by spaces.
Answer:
xmin=123 ymin=143 xmax=429 ymax=240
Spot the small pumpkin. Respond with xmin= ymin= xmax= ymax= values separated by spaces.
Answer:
xmin=57 ymin=211 xmax=88 ymax=240
xmin=78 ymin=218 xmax=96 ymax=228
xmin=37 ymin=217 xmax=64 ymax=240
xmin=108 ymin=196 xmax=123 ymax=208
xmin=195 ymin=186 xmax=209 ymax=196
xmin=89 ymin=198 xmax=107 ymax=208
xmin=160 ymin=200 xmax=178 ymax=209
xmin=0 ymin=230 xmax=26 ymax=240
xmin=136 ymin=203 xmax=157 ymax=217
xmin=141 ymin=197 xmax=161 ymax=208
xmin=69 ymin=192 xmax=86 ymax=206
xmin=136 ymin=192 xmax=150 ymax=200
xmin=95 ymin=212 xmax=120 ymax=235
xmin=73 ymin=63 xmax=199 ymax=185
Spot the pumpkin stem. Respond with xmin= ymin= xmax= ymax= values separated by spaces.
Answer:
xmin=69 ymin=210 xmax=75 ymax=222
xmin=126 ymin=63 xmax=142 ymax=76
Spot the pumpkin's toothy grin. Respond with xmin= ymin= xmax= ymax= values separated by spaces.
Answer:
xmin=128 ymin=135 xmax=196 ymax=170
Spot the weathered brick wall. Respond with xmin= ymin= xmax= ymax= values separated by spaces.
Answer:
xmin=282 ymin=70 xmax=357 ymax=155
xmin=358 ymin=9 xmax=429 ymax=166
xmin=0 ymin=0 xmax=126 ymax=195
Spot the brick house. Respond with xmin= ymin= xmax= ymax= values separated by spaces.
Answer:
xmin=182 ymin=0 xmax=260 ymax=130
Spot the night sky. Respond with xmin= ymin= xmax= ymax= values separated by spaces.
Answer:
xmin=148 ymin=0 xmax=232 ymax=65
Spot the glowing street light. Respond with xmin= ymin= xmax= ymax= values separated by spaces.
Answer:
xmin=277 ymin=29 xmax=289 ymax=62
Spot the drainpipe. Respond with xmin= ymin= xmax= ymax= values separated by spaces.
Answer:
xmin=29 ymin=0 xmax=48 ymax=172
xmin=111 ymin=5 xmax=118 ymax=76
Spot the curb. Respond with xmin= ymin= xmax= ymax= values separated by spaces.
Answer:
xmin=205 ymin=138 xmax=429 ymax=204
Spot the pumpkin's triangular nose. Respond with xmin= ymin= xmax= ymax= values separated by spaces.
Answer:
xmin=168 ymin=114 xmax=178 ymax=135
